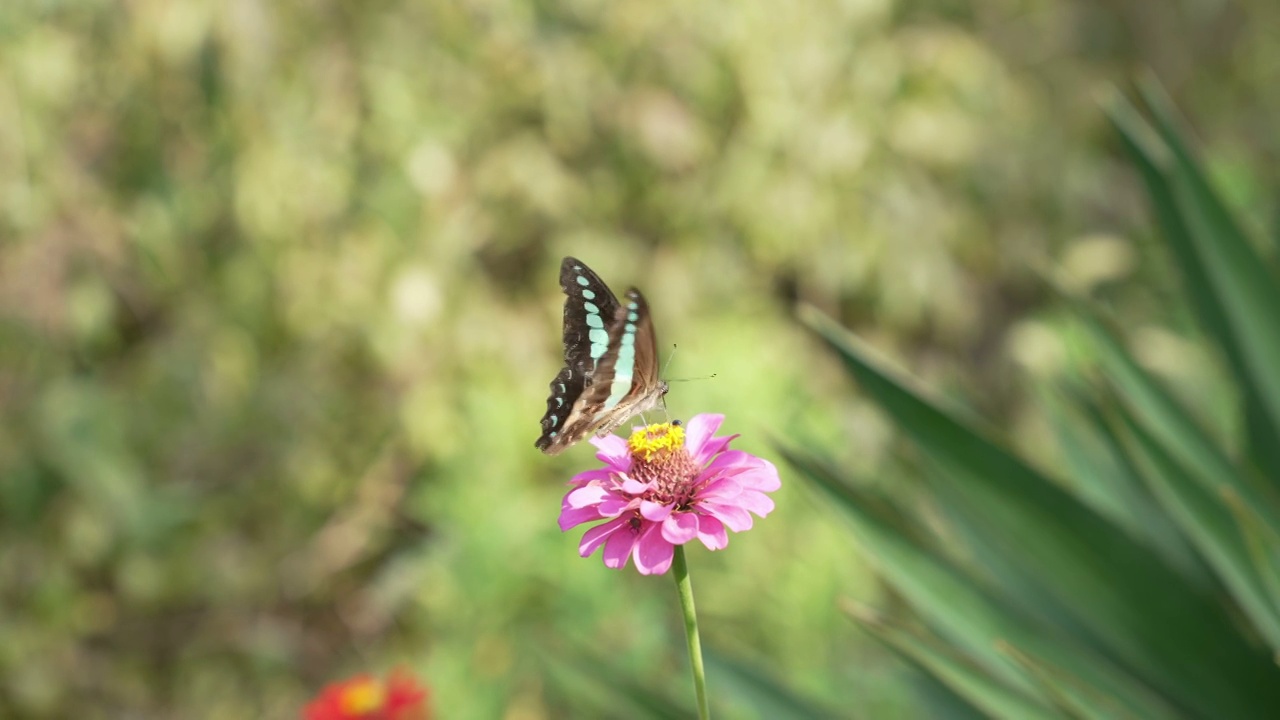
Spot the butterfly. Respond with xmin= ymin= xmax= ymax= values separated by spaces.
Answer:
xmin=535 ymin=257 xmax=669 ymax=454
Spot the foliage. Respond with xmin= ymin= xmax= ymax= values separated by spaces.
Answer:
xmin=786 ymin=81 xmax=1280 ymax=719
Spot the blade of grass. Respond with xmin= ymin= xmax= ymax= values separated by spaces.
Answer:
xmin=1077 ymin=312 xmax=1280 ymax=533
xmin=702 ymin=650 xmax=842 ymax=720
xmin=1112 ymin=405 xmax=1280 ymax=649
xmin=781 ymin=446 xmax=1183 ymax=720
xmin=997 ymin=642 xmax=1151 ymax=720
xmin=844 ymin=602 xmax=1057 ymax=720
xmin=1066 ymin=385 xmax=1209 ymax=586
xmin=541 ymin=651 xmax=692 ymax=719
xmin=800 ymin=305 xmax=1280 ymax=719
xmin=1222 ymin=487 xmax=1280 ymax=628
xmin=1108 ymin=85 xmax=1280 ymax=481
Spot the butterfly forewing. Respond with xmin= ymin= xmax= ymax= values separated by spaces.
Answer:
xmin=558 ymin=257 xmax=621 ymax=378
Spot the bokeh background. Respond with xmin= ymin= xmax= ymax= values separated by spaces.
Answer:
xmin=2 ymin=0 xmax=1278 ymax=717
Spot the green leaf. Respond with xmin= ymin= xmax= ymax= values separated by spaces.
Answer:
xmin=780 ymin=447 xmax=1034 ymax=695
xmin=1048 ymin=384 xmax=1207 ymax=586
xmin=799 ymin=305 xmax=1280 ymax=719
xmin=1106 ymin=84 xmax=1280 ymax=481
xmin=1222 ymin=487 xmax=1280 ymax=631
xmin=542 ymin=651 xmax=691 ymax=719
xmin=702 ymin=650 xmax=843 ymax=720
xmin=781 ymin=446 xmax=1180 ymax=720
xmin=997 ymin=642 xmax=1147 ymax=720
xmin=1113 ymin=405 xmax=1280 ymax=649
xmin=1076 ymin=311 xmax=1280 ymax=531
xmin=846 ymin=603 xmax=1057 ymax=720
xmin=909 ymin=670 xmax=991 ymax=720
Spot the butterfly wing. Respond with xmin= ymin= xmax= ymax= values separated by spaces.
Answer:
xmin=535 ymin=365 xmax=586 ymax=454
xmin=558 ymin=257 xmax=622 ymax=378
xmin=536 ymin=287 xmax=668 ymax=454
xmin=575 ymin=288 xmax=668 ymax=439
xmin=536 ymin=258 xmax=623 ymax=454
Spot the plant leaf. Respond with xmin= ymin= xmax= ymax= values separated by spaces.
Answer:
xmin=781 ymin=442 xmax=1181 ymax=720
xmin=996 ymin=642 xmax=1149 ymax=720
xmin=702 ymin=649 xmax=843 ymax=720
xmin=1052 ymin=383 xmax=1208 ymax=585
xmin=1112 ymin=404 xmax=1280 ymax=649
xmin=799 ymin=305 xmax=1280 ymax=719
xmin=844 ymin=603 xmax=1057 ymax=720
xmin=1076 ymin=310 xmax=1280 ymax=533
xmin=1107 ymin=84 xmax=1280 ymax=481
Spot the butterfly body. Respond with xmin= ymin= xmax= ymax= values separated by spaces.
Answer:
xmin=536 ymin=257 xmax=668 ymax=455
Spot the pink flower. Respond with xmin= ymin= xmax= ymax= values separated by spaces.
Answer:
xmin=558 ymin=414 xmax=781 ymax=575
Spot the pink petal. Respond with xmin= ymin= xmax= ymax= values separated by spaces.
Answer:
xmin=700 ymin=500 xmax=754 ymax=532
xmin=735 ymin=490 xmax=776 ymax=518
xmin=702 ymin=451 xmax=781 ymax=492
xmin=736 ymin=458 xmax=781 ymax=492
xmin=602 ymin=521 xmax=640 ymax=569
xmin=619 ymin=476 xmax=651 ymax=495
xmin=662 ymin=512 xmax=698 ymax=545
xmin=633 ymin=523 xmax=675 ymax=575
xmin=682 ymin=414 xmax=724 ymax=459
xmin=567 ymin=468 xmax=613 ymax=487
xmin=595 ymin=495 xmax=630 ymax=517
xmin=693 ymin=434 xmax=736 ymax=465
xmin=579 ymin=517 xmax=627 ymax=557
xmin=640 ymin=500 xmax=673 ymax=522
xmin=698 ymin=476 xmax=743 ymax=500
xmin=566 ymin=485 xmax=610 ymax=508
xmin=559 ymin=504 xmax=604 ymax=531
xmin=590 ymin=434 xmax=632 ymax=471
xmin=703 ymin=449 xmax=758 ymax=475
xmin=696 ymin=514 xmax=728 ymax=550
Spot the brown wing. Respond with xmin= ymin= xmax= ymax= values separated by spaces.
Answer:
xmin=536 ymin=287 xmax=668 ymax=453
xmin=558 ymin=257 xmax=621 ymax=378
xmin=536 ymin=258 xmax=625 ymax=454
xmin=571 ymin=288 xmax=668 ymax=440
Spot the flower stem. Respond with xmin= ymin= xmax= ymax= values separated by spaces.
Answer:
xmin=673 ymin=545 xmax=710 ymax=720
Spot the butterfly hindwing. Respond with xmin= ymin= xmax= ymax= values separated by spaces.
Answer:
xmin=573 ymin=288 xmax=667 ymax=440
xmin=535 ymin=366 xmax=586 ymax=453
xmin=536 ymin=260 xmax=669 ymax=455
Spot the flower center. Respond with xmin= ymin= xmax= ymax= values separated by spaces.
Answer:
xmin=340 ymin=678 xmax=385 ymax=715
xmin=627 ymin=422 xmax=685 ymax=461
xmin=627 ymin=422 xmax=701 ymax=508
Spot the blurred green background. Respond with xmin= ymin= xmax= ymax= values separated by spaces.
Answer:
xmin=2 ymin=0 xmax=1277 ymax=718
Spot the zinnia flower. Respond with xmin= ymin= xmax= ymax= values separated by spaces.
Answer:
xmin=559 ymin=413 xmax=780 ymax=575
xmin=303 ymin=670 xmax=430 ymax=720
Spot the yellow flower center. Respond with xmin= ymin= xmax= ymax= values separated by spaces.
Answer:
xmin=627 ymin=422 xmax=685 ymax=462
xmin=340 ymin=678 xmax=385 ymax=715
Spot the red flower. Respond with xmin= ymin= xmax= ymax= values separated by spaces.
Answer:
xmin=303 ymin=670 xmax=430 ymax=720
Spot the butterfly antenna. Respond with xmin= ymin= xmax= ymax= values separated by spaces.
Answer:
xmin=666 ymin=373 xmax=717 ymax=382
xmin=661 ymin=343 xmax=678 ymax=379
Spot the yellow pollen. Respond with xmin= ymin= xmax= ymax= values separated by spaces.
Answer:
xmin=340 ymin=678 xmax=385 ymax=715
xmin=628 ymin=422 xmax=685 ymax=462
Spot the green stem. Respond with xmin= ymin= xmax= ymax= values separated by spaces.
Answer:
xmin=673 ymin=545 xmax=710 ymax=720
